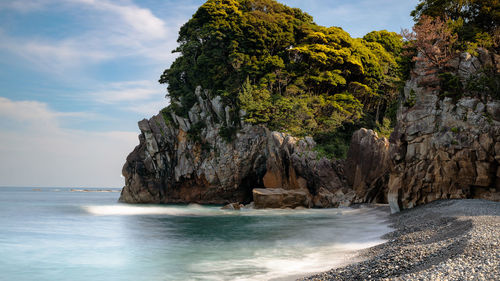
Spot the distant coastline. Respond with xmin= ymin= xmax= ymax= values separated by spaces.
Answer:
xmin=0 ymin=186 xmax=121 ymax=193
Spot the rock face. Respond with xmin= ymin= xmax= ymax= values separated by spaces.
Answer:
xmin=345 ymin=128 xmax=391 ymax=204
xmin=387 ymin=49 xmax=500 ymax=212
xmin=120 ymin=50 xmax=499 ymax=211
xmin=120 ymin=86 xmax=350 ymax=208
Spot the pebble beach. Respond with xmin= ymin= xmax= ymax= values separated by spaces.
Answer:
xmin=302 ymin=199 xmax=500 ymax=281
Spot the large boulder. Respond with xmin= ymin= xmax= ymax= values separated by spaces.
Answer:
xmin=252 ymin=188 xmax=312 ymax=209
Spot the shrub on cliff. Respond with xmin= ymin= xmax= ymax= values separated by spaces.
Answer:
xmin=411 ymin=0 xmax=500 ymax=50
xmin=403 ymin=0 xmax=499 ymax=99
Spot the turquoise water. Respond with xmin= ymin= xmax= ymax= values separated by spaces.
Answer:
xmin=0 ymin=187 xmax=392 ymax=281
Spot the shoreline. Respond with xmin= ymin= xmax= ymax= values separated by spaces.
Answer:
xmin=301 ymin=199 xmax=500 ymax=280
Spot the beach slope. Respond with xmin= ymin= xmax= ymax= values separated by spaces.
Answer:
xmin=302 ymin=199 xmax=500 ymax=280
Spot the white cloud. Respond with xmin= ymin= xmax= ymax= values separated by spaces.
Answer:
xmin=0 ymin=97 xmax=139 ymax=187
xmin=72 ymin=0 xmax=168 ymax=40
xmin=90 ymin=80 xmax=164 ymax=103
xmin=0 ymin=0 xmax=183 ymax=74
xmin=0 ymin=32 xmax=110 ymax=73
xmin=124 ymin=100 xmax=168 ymax=116
xmin=79 ymin=80 xmax=169 ymax=115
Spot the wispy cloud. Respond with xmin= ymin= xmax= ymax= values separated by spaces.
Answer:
xmin=123 ymin=100 xmax=168 ymax=116
xmin=0 ymin=97 xmax=138 ymax=187
xmin=0 ymin=0 xmax=182 ymax=74
xmin=0 ymin=30 xmax=110 ymax=73
xmin=72 ymin=0 xmax=168 ymax=40
xmin=90 ymin=80 xmax=163 ymax=103
xmin=79 ymin=80 xmax=168 ymax=115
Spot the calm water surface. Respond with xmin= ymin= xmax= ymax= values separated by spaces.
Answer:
xmin=0 ymin=187 xmax=392 ymax=281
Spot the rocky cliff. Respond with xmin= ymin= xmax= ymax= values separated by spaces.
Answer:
xmin=387 ymin=50 xmax=500 ymax=212
xmin=120 ymin=50 xmax=500 ymax=211
xmin=120 ymin=86 xmax=356 ymax=207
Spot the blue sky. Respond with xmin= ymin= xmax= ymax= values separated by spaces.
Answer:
xmin=0 ymin=0 xmax=417 ymax=187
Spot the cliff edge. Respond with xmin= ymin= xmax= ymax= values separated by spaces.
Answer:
xmin=119 ymin=86 xmax=366 ymax=207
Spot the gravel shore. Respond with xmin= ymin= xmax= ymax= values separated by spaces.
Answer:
xmin=301 ymin=199 xmax=500 ymax=281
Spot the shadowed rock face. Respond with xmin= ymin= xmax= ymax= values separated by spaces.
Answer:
xmin=119 ymin=86 xmax=350 ymax=207
xmin=345 ymin=129 xmax=391 ymax=204
xmin=387 ymin=49 xmax=500 ymax=213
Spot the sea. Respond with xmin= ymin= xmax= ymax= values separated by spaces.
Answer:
xmin=0 ymin=187 xmax=392 ymax=281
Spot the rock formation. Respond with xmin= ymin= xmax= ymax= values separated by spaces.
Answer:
xmin=387 ymin=49 xmax=500 ymax=212
xmin=345 ymin=129 xmax=391 ymax=204
xmin=120 ymin=86 xmax=351 ymax=208
xmin=120 ymin=49 xmax=500 ymax=211
xmin=252 ymin=188 xmax=312 ymax=209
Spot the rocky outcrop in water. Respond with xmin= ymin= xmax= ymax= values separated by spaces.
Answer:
xmin=387 ymin=50 xmax=500 ymax=212
xmin=120 ymin=86 xmax=351 ymax=207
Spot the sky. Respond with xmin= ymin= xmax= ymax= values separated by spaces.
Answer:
xmin=0 ymin=0 xmax=418 ymax=188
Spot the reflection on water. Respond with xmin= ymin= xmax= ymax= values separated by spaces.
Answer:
xmin=0 ymin=187 xmax=392 ymax=281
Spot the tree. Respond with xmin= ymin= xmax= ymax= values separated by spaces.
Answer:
xmin=158 ymin=0 xmax=404 ymax=156
xmin=411 ymin=0 xmax=500 ymax=46
xmin=407 ymin=15 xmax=458 ymax=71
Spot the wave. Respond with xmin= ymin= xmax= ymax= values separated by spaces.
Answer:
xmin=191 ymin=240 xmax=389 ymax=281
xmin=82 ymin=203 xmax=389 ymax=218
xmin=80 ymin=203 xmax=392 ymax=280
xmin=81 ymin=203 xmax=351 ymax=217
xmin=82 ymin=204 xmax=217 ymax=216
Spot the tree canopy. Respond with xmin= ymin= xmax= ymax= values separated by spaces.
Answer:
xmin=411 ymin=0 xmax=499 ymax=50
xmin=160 ymin=0 xmax=402 ymax=140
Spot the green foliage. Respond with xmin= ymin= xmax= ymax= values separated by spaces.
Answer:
xmin=364 ymin=30 xmax=403 ymax=55
xmin=465 ymin=66 xmax=500 ymax=99
xmin=375 ymin=117 xmax=394 ymax=139
xmin=404 ymin=89 xmax=417 ymax=107
xmin=313 ymin=129 xmax=352 ymax=159
xmin=385 ymin=97 xmax=399 ymax=127
xmin=404 ymin=1 xmax=499 ymax=101
xmin=439 ymin=72 xmax=463 ymax=100
xmin=450 ymin=127 xmax=459 ymax=133
xmin=411 ymin=0 xmax=499 ymax=50
xmin=219 ymin=125 xmax=238 ymax=143
xmin=161 ymin=108 xmax=174 ymax=125
xmin=238 ymin=77 xmax=272 ymax=124
xmin=187 ymin=121 xmax=206 ymax=142
xmin=159 ymin=0 xmax=403 ymax=148
xmin=436 ymin=66 xmax=500 ymax=101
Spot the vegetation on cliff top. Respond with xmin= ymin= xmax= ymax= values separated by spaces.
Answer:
xmin=157 ymin=0 xmax=498 ymax=158
xmin=411 ymin=0 xmax=499 ymax=49
xmin=159 ymin=0 xmax=403 ymax=158
xmin=403 ymin=0 xmax=499 ymax=100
